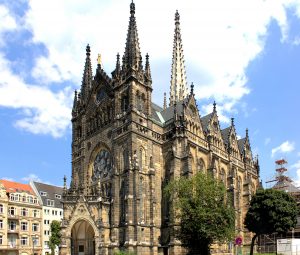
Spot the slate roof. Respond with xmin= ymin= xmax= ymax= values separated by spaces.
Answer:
xmin=151 ymin=98 xmax=189 ymax=125
xmin=0 ymin=179 xmax=35 ymax=195
xmin=151 ymin=102 xmax=164 ymax=123
xmin=221 ymin=127 xmax=231 ymax=145
xmin=33 ymin=181 xmax=63 ymax=209
xmin=237 ymin=138 xmax=246 ymax=154
xmin=200 ymin=112 xmax=213 ymax=132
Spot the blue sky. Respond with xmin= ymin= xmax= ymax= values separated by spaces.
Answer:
xmin=0 ymin=0 xmax=300 ymax=187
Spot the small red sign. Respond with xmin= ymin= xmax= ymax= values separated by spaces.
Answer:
xmin=235 ymin=237 xmax=243 ymax=246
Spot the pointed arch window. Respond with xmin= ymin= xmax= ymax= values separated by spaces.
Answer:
xmin=121 ymin=95 xmax=129 ymax=112
xmin=139 ymin=147 xmax=145 ymax=171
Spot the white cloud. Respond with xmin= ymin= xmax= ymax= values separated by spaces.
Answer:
xmin=0 ymin=53 xmax=72 ymax=137
xmin=291 ymin=160 xmax=300 ymax=186
xmin=23 ymin=0 xmax=300 ymax=120
xmin=271 ymin=141 xmax=295 ymax=157
xmin=0 ymin=5 xmax=17 ymax=46
xmin=21 ymin=173 xmax=42 ymax=182
xmin=1 ymin=0 xmax=300 ymax=136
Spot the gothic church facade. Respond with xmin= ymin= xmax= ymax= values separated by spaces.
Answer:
xmin=60 ymin=2 xmax=260 ymax=255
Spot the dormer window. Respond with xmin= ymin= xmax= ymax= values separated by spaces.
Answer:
xmin=55 ymin=194 xmax=61 ymax=199
xmin=40 ymin=191 xmax=47 ymax=196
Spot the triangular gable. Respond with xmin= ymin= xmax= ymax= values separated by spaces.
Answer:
xmin=221 ymin=124 xmax=242 ymax=160
xmin=184 ymin=94 xmax=204 ymax=137
xmin=204 ymin=110 xmax=225 ymax=150
xmin=94 ymin=67 xmax=113 ymax=95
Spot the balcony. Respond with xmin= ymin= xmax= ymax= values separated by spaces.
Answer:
xmin=0 ymin=243 xmax=19 ymax=250
xmin=7 ymin=214 xmax=19 ymax=220
xmin=7 ymin=228 xmax=19 ymax=234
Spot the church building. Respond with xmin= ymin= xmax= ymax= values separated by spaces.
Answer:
xmin=60 ymin=2 xmax=260 ymax=255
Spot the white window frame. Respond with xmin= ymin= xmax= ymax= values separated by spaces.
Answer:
xmin=21 ymin=221 xmax=28 ymax=231
xmin=21 ymin=208 xmax=28 ymax=217
xmin=33 ymin=209 xmax=39 ymax=218
xmin=32 ymin=223 xmax=39 ymax=232
xmin=8 ymin=221 xmax=16 ymax=231
xmin=20 ymin=236 xmax=28 ymax=246
xmin=40 ymin=191 xmax=47 ymax=196
xmin=55 ymin=194 xmax=61 ymax=199
xmin=9 ymin=207 xmax=16 ymax=216
xmin=47 ymin=199 xmax=54 ymax=207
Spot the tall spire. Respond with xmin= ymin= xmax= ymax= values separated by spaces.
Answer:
xmin=169 ymin=10 xmax=188 ymax=106
xmin=122 ymin=1 xmax=142 ymax=71
xmin=81 ymin=44 xmax=93 ymax=101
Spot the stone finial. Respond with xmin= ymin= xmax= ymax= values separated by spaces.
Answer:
xmin=63 ymin=175 xmax=67 ymax=190
xmin=163 ymin=92 xmax=167 ymax=110
xmin=130 ymin=0 xmax=135 ymax=16
xmin=145 ymin=53 xmax=151 ymax=80
xmin=190 ymin=82 xmax=194 ymax=95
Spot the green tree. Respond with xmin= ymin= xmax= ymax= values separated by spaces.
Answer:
xmin=245 ymin=188 xmax=299 ymax=255
xmin=49 ymin=220 xmax=61 ymax=255
xmin=164 ymin=172 xmax=235 ymax=255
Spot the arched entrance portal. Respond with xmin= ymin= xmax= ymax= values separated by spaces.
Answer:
xmin=71 ymin=220 xmax=95 ymax=255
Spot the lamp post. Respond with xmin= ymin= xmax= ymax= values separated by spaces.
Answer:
xmin=32 ymin=234 xmax=37 ymax=255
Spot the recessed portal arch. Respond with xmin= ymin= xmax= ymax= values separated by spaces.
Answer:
xmin=71 ymin=220 xmax=95 ymax=255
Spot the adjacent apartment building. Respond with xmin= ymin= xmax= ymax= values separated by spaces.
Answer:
xmin=30 ymin=181 xmax=63 ymax=255
xmin=0 ymin=180 xmax=43 ymax=255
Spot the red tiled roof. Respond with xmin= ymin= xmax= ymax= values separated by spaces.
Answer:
xmin=0 ymin=179 xmax=35 ymax=195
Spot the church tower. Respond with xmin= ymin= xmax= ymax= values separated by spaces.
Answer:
xmin=60 ymin=3 xmax=260 ymax=255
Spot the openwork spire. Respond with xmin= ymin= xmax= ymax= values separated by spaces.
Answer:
xmin=81 ymin=44 xmax=93 ymax=101
xmin=169 ymin=10 xmax=188 ymax=106
xmin=122 ymin=1 xmax=142 ymax=71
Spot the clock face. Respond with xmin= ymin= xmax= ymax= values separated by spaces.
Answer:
xmin=96 ymin=88 xmax=106 ymax=104
xmin=93 ymin=150 xmax=112 ymax=179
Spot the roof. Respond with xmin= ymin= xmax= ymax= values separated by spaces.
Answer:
xmin=221 ymin=127 xmax=231 ymax=145
xmin=0 ymin=179 xmax=35 ymax=195
xmin=159 ymin=98 xmax=189 ymax=123
xmin=200 ymin=112 xmax=213 ymax=132
xmin=33 ymin=181 xmax=63 ymax=209
xmin=237 ymin=138 xmax=246 ymax=154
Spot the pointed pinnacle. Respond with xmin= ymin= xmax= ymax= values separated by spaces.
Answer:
xmin=175 ymin=10 xmax=180 ymax=24
xmin=231 ymin=117 xmax=235 ymax=127
xmin=190 ymin=82 xmax=194 ymax=95
xmin=246 ymin=128 xmax=249 ymax=138
xmin=86 ymin=44 xmax=91 ymax=56
xmin=130 ymin=1 xmax=135 ymax=16
xmin=116 ymin=53 xmax=120 ymax=65
xmin=213 ymin=101 xmax=216 ymax=112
